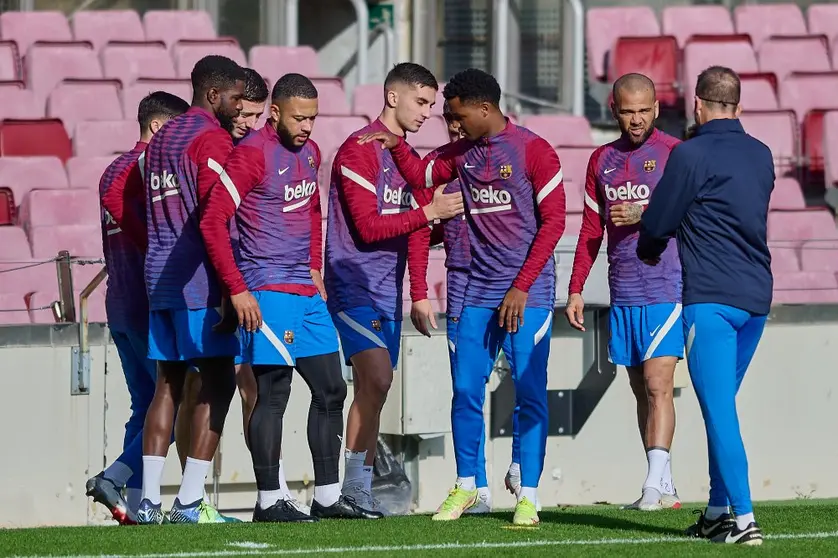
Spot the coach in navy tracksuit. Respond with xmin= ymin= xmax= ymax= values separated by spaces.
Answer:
xmin=637 ymin=66 xmax=773 ymax=547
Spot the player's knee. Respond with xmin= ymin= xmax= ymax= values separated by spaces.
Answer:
xmin=644 ymin=372 xmax=674 ymax=401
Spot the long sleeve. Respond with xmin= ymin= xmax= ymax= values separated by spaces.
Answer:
xmin=101 ymin=160 xmax=146 ymax=251
xmin=310 ymin=144 xmax=324 ymax=272
xmin=199 ymin=144 xmax=265 ymax=296
xmin=193 ymin=127 xmax=236 ymax=207
xmin=407 ymin=184 xmax=435 ymax=301
xmin=390 ymin=138 xmax=460 ymax=189
xmin=513 ymin=138 xmax=567 ymax=293
xmin=637 ymin=144 xmax=702 ymax=261
xmin=337 ymin=141 xmax=431 ymax=243
xmin=568 ymin=150 xmax=606 ymax=295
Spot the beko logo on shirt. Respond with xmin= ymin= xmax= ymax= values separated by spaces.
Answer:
xmin=604 ymin=181 xmax=649 ymax=202
xmin=383 ymin=184 xmax=414 ymax=207
xmin=149 ymin=170 xmax=180 ymax=202
xmin=469 ymin=184 xmax=512 ymax=215
xmin=284 ymin=180 xmax=317 ymax=202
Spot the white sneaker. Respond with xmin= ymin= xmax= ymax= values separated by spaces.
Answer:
xmin=464 ymin=490 xmax=492 ymax=514
xmin=622 ymin=487 xmax=663 ymax=511
xmin=504 ymin=471 xmax=542 ymax=512
xmin=285 ymin=496 xmax=311 ymax=516
xmin=342 ymin=484 xmax=392 ymax=516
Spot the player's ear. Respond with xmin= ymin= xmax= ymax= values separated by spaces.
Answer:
xmin=653 ymin=100 xmax=660 ymax=120
xmin=149 ymin=118 xmax=163 ymax=134
xmin=270 ymin=103 xmax=281 ymax=122
xmin=206 ymin=86 xmax=220 ymax=106
xmin=386 ymin=88 xmax=397 ymax=108
xmin=734 ymin=103 xmax=742 ymax=118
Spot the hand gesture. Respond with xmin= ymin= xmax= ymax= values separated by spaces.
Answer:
xmin=426 ymin=184 xmax=464 ymax=221
xmin=356 ymin=130 xmax=401 ymax=149
xmin=565 ymin=293 xmax=585 ymax=332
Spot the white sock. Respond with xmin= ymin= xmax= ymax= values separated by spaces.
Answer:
xmin=508 ymin=462 xmax=521 ymax=478
xmin=103 ymin=461 xmax=133 ymax=488
xmin=736 ymin=512 xmax=755 ymax=529
xmin=477 ymin=487 xmax=491 ymax=501
xmin=661 ymin=455 xmax=675 ymax=494
xmin=278 ymin=459 xmax=291 ymax=497
xmin=257 ymin=489 xmax=284 ymax=509
xmin=141 ymin=455 xmax=165 ymax=506
xmin=125 ymin=488 xmax=142 ymax=513
xmin=705 ymin=505 xmax=729 ymax=520
xmin=176 ymin=457 xmax=210 ymax=506
xmin=314 ymin=483 xmax=341 ymax=507
xmin=343 ymin=450 xmax=367 ymax=488
xmin=519 ymin=486 xmax=537 ymax=503
xmin=361 ymin=466 xmax=373 ymax=494
xmin=456 ymin=476 xmax=476 ymax=491
xmin=643 ymin=448 xmax=669 ymax=491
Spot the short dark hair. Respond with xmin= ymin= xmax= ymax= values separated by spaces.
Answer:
xmin=443 ymin=68 xmax=501 ymax=106
xmin=612 ymin=73 xmax=656 ymax=103
xmin=137 ymin=91 xmax=189 ymax=131
xmin=695 ymin=65 xmax=740 ymax=111
xmin=242 ymin=68 xmax=269 ymax=103
xmin=190 ymin=54 xmax=245 ymax=93
xmin=384 ymin=62 xmax=438 ymax=91
xmin=271 ymin=73 xmax=318 ymax=102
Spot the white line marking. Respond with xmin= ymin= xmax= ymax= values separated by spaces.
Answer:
xmin=14 ymin=530 xmax=838 ymax=558
xmin=226 ymin=542 xmax=272 ymax=549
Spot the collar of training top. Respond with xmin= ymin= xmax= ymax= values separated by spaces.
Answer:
xmin=695 ymin=118 xmax=745 ymax=136
xmin=476 ymin=117 xmax=514 ymax=145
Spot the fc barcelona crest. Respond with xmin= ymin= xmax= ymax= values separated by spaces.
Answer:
xmin=371 ymin=320 xmax=382 ymax=332
xmin=643 ymin=160 xmax=656 ymax=172
xmin=308 ymin=156 xmax=316 ymax=169
xmin=499 ymin=164 xmax=513 ymax=179
xmin=284 ymin=330 xmax=295 ymax=344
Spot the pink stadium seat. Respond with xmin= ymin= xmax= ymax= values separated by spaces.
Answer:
xmin=29 ymin=224 xmax=103 ymax=259
xmin=780 ymin=71 xmax=838 ymax=123
xmin=0 ymin=11 xmax=72 ymax=55
xmin=142 ymin=10 xmax=216 ymax=49
xmin=311 ymin=78 xmax=350 ymax=115
xmin=352 ymin=83 xmax=383 ymax=122
xmin=25 ymin=43 xmax=102 ymax=104
xmin=71 ymin=10 xmax=145 ymax=51
xmin=564 ymin=180 xmax=584 ymax=213
xmin=0 ymin=156 xmax=68 ymax=203
xmin=809 ymin=4 xmax=838 ymax=43
xmin=800 ymin=239 xmax=838 ymax=271
xmin=772 ymin=271 xmax=838 ymax=304
xmin=122 ymin=79 xmax=192 ymax=123
xmin=608 ymin=36 xmax=679 ymax=106
xmin=739 ymin=110 xmax=798 ymax=173
xmin=74 ymin=120 xmax=137 ymax=158
xmin=0 ymin=293 xmax=32 ymax=324
xmin=556 ymin=146 xmax=596 ymax=189
xmin=47 ymin=80 xmax=123 ymax=135
xmin=431 ymin=86 xmax=446 ymax=116
xmin=19 ymin=189 xmax=99 ymax=229
xmin=734 ymin=4 xmax=807 ymax=51
xmin=0 ymin=119 xmax=72 ymax=162
xmin=66 ymin=156 xmax=117 ymax=189
xmin=0 ymin=88 xmax=44 ymax=120
xmin=769 ymin=177 xmax=806 ymax=210
xmin=767 ymin=210 xmax=838 ymax=245
xmin=758 ymin=36 xmax=831 ymax=83
xmin=769 ymin=244 xmax=800 ymax=272
xmin=0 ymin=226 xmax=31 ymax=260
xmin=823 ymin=111 xmax=838 ymax=188
xmin=523 ymin=115 xmax=594 ymax=147
xmin=101 ymin=41 xmax=176 ymax=86
xmin=408 ymin=115 xmax=448 ymax=149
xmin=585 ymin=7 xmax=660 ymax=82
xmin=739 ymin=74 xmax=778 ymax=111
xmin=683 ymin=37 xmax=758 ymax=111
xmin=0 ymin=41 xmax=20 ymax=81
xmin=249 ymin=45 xmax=321 ymax=83
xmin=310 ymin=116 xmax=369 ymax=163
xmin=662 ymin=6 xmax=734 ymax=48
xmin=564 ymin=213 xmax=583 ymax=237
xmin=172 ymin=39 xmax=247 ymax=78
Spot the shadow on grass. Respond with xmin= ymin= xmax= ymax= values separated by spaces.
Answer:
xmin=538 ymin=510 xmax=686 ymax=537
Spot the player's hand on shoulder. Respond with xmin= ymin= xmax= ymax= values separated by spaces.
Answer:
xmin=356 ymin=130 xmax=401 ymax=149
xmin=230 ymin=290 xmax=262 ymax=333
xmin=499 ymin=287 xmax=528 ymax=334
xmin=565 ymin=293 xmax=585 ymax=332
xmin=410 ymin=299 xmax=437 ymax=338
xmin=311 ymin=269 xmax=327 ymax=301
xmin=610 ymin=202 xmax=643 ymax=227
xmin=426 ymin=184 xmax=464 ymax=221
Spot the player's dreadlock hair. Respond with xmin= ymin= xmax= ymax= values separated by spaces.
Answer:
xmin=384 ymin=62 xmax=438 ymax=90
xmin=271 ymin=73 xmax=318 ymax=101
xmin=190 ymin=55 xmax=245 ymax=94
xmin=137 ymin=91 xmax=189 ymax=131
xmin=443 ymin=68 xmax=501 ymax=106
xmin=242 ymin=68 xmax=269 ymax=103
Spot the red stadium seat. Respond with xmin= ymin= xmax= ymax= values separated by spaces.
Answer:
xmin=25 ymin=42 xmax=102 ymax=105
xmin=408 ymin=115 xmax=449 ymax=150
xmin=523 ymin=115 xmax=594 ymax=147
xmin=823 ymin=111 xmax=838 ymax=189
xmin=585 ymin=6 xmax=660 ymax=82
xmin=74 ymin=120 xmax=138 ymax=158
xmin=71 ymin=10 xmax=145 ymax=51
xmin=0 ymin=187 xmax=15 ymax=225
xmin=662 ymin=6 xmax=734 ymax=49
xmin=65 ymin=156 xmax=117 ymax=189
xmin=19 ymin=189 xmax=99 ymax=230
xmin=0 ymin=156 xmax=68 ymax=203
xmin=802 ymin=109 xmax=830 ymax=182
xmin=0 ymin=41 xmax=20 ymax=81
xmin=0 ymin=11 xmax=72 ymax=55
xmin=142 ymin=10 xmax=216 ymax=49
xmin=608 ymin=36 xmax=679 ymax=107
xmin=758 ymin=36 xmax=831 ymax=83
xmin=0 ymin=88 xmax=45 ymax=120
xmin=122 ymin=78 xmax=192 ymax=123
xmin=47 ymin=79 xmax=124 ymax=135
xmin=734 ymin=3 xmax=807 ymax=50
xmin=739 ymin=110 xmax=798 ymax=174
xmin=249 ymin=45 xmax=322 ymax=84
xmin=0 ymin=119 xmax=72 ymax=162
xmin=172 ymin=39 xmax=247 ymax=78
xmin=29 ymin=224 xmax=103 ymax=259
xmin=311 ymin=78 xmax=350 ymax=115
xmin=769 ymin=177 xmax=806 ymax=211
xmin=808 ymin=4 xmax=838 ymax=44
xmin=101 ymin=41 xmax=176 ymax=86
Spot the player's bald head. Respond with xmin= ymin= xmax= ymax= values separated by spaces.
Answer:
xmin=612 ymin=73 xmax=656 ymax=105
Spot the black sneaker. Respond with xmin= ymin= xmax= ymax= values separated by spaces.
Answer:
xmin=684 ymin=509 xmax=735 ymax=539
xmin=85 ymin=472 xmax=136 ymax=525
xmin=310 ymin=495 xmax=384 ymax=520
xmin=252 ymin=500 xmax=319 ymax=523
xmin=712 ymin=521 xmax=764 ymax=546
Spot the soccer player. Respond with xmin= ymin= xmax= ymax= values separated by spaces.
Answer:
xmin=638 ymin=66 xmax=772 ymax=546
xmin=326 ymin=62 xmax=464 ymax=514
xmin=564 ymin=73 xmax=683 ymax=511
xmin=102 ymin=54 xmax=246 ymax=525
xmin=201 ymin=73 xmax=380 ymax=522
xmin=358 ymin=68 xmax=566 ymax=525
xmin=232 ymin=67 xmax=269 ymax=141
xmin=86 ymin=91 xmax=189 ymax=525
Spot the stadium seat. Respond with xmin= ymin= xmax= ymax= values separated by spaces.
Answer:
xmin=0 ymin=226 xmax=31 ymax=260
xmin=822 ymin=111 xmax=838 ymax=189
xmin=19 ymin=189 xmax=99 ymax=229
xmin=564 ymin=213 xmax=583 ymax=237
xmin=683 ymin=36 xmax=758 ymax=115
xmin=310 ymin=78 xmax=350 ymax=115
xmin=739 ymin=73 xmax=779 ymax=111
xmin=27 ymin=291 xmax=59 ymax=324
xmin=74 ymin=120 xmax=137 ymax=158
xmin=0 ymin=156 xmax=68 ymax=203
xmin=0 ymin=293 xmax=32 ymax=324
xmin=808 ymin=4 xmax=838 ymax=44
xmin=734 ymin=3 xmax=807 ymax=50
xmin=0 ymin=11 xmax=72 ymax=55
xmin=65 ymin=156 xmax=117 ymax=190
xmin=142 ymin=10 xmax=216 ymax=49
xmin=408 ymin=115 xmax=448 ymax=149
xmin=769 ymin=177 xmax=806 ymax=211
xmin=122 ymin=78 xmax=192 ymax=123
xmin=564 ymin=180 xmax=584 ymax=213
xmin=772 ymin=271 xmax=838 ymax=303
xmin=769 ymin=243 xmax=800 ymax=272
xmin=29 ymin=224 xmax=103 ymax=259
xmin=767 ymin=210 xmax=838 ymax=245
xmin=585 ymin=6 xmax=660 ymax=82
xmin=0 ymin=187 xmax=14 ymax=225
xmin=662 ymin=6 xmax=734 ymax=48
xmin=0 ymin=41 xmax=20 ymax=81
xmin=101 ymin=41 xmax=176 ymax=86
xmin=25 ymin=43 xmax=102 ymax=105
xmin=0 ymin=119 xmax=72 ymax=162
xmin=0 ymin=88 xmax=45 ymax=120
xmin=556 ymin=146 xmax=596 ymax=189
xmin=352 ymin=83 xmax=383 ymax=122
xmin=71 ymin=10 xmax=145 ymax=51
xmin=739 ymin=110 xmax=798 ymax=173
xmin=799 ymin=238 xmax=838 ymax=271
xmin=310 ymin=116 xmax=369 ymax=161
xmin=523 ymin=115 xmax=594 ymax=147
xmin=47 ymin=80 xmax=124 ymax=135
xmin=607 ymin=36 xmax=679 ymax=106
xmin=172 ymin=39 xmax=247 ymax=78
xmin=249 ymin=45 xmax=321 ymax=83
xmin=758 ymin=36 xmax=831 ymax=83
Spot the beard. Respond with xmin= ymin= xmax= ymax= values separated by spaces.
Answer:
xmin=217 ymin=111 xmax=236 ymax=134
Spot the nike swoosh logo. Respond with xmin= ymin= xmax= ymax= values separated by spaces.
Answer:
xmin=724 ymin=527 xmax=756 ymax=543
xmin=278 ymin=167 xmax=289 ymax=175
xmin=383 ymin=168 xmax=390 ymax=172
xmin=650 ymin=324 xmax=662 ymax=338
xmin=465 ymin=163 xmax=476 ymax=169
xmin=604 ymin=168 xmax=616 ymax=174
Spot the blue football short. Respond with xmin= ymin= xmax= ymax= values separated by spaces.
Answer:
xmin=332 ymin=306 xmax=401 ymax=369
xmin=148 ymin=307 xmax=240 ymax=362
xmin=608 ymin=303 xmax=685 ymax=367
